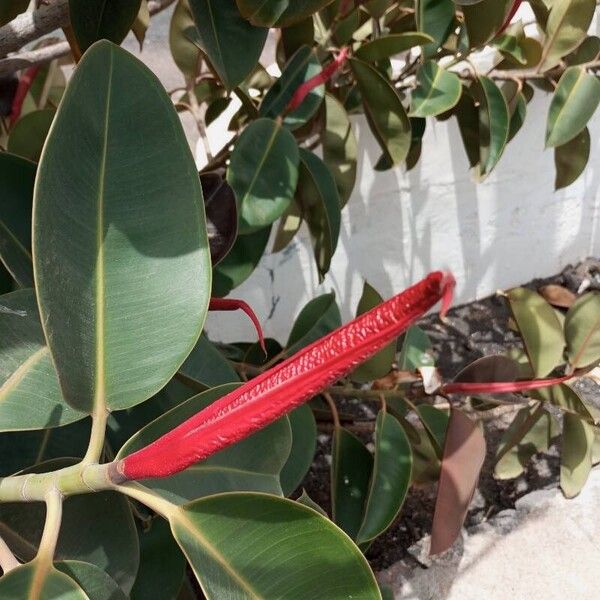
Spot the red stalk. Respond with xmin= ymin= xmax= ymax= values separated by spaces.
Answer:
xmin=118 ymin=271 xmax=455 ymax=480
xmin=10 ymin=66 xmax=41 ymax=126
xmin=284 ymin=47 xmax=350 ymax=114
xmin=208 ymin=297 xmax=266 ymax=353
xmin=440 ymin=372 xmax=574 ymax=395
xmin=497 ymin=0 xmax=523 ymax=35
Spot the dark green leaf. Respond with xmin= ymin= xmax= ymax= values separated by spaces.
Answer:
xmin=454 ymin=87 xmax=480 ymax=167
xmin=398 ymin=326 xmax=434 ymax=371
xmin=355 ymin=33 xmax=434 ymax=62
xmin=462 ymin=0 xmax=512 ymax=47
xmin=0 ymin=564 xmax=87 ymax=599
xmin=561 ymin=413 xmax=594 ymax=497
xmin=7 ymin=108 xmax=54 ymax=162
xmin=416 ymin=404 xmax=449 ymax=457
xmin=555 ymin=127 xmax=590 ymax=190
xmin=56 ymin=561 xmax=128 ymax=600
xmin=410 ymin=61 xmax=461 ymax=117
xmin=169 ymin=0 xmax=202 ymax=78
xmin=416 ymin=0 xmax=455 ymax=57
xmin=564 ymin=292 xmax=600 ymax=368
xmin=237 ymin=0 xmax=337 ymax=27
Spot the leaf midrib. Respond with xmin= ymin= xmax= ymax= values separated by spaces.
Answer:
xmin=0 ymin=346 xmax=48 ymax=404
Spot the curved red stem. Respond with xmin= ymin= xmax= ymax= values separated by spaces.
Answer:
xmin=209 ymin=297 xmax=266 ymax=353
xmin=119 ymin=271 xmax=454 ymax=480
xmin=10 ymin=66 xmax=41 ymax=127
xmin=497 ymin=0 xmax=523 ymax=35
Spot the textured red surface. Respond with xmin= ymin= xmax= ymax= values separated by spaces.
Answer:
xmin=121 ymin=271 xmax=454 ymax=480
xmin=208 ymin=297 xmax=266 ymax=352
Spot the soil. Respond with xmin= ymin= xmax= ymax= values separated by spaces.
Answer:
xmin=299 ymin=258 xmax=600 ymax=572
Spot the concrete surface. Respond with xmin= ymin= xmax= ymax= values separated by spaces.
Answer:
xmin=377 ymin=468 xmax=600 ymax=600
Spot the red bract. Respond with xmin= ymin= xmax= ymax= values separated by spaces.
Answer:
xmin=440 ymin=372 xmax=574 ymax=395
xmin=208 ymin=297 xmax=266 ymax=352
xmin=285 ymin=47 xmax=350 ymax=114
xmin=117 ymin=271 xmax=455 ymax=481
xmin=10 ymin=66 xmax=41 ymax=126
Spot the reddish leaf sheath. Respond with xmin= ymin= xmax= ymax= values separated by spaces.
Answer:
xmin=284 ymin=47 xmax=350 ymax=114
xmin=208 ymin=297 xmax=266 ymax=352
xmin=440 ymin=372 xmax=575 ymax=395
xmin=10 ymin=66 xmax=41 ymax=126
xmin=117 ymin=271 xmax=455 ymax=481
xmin=497 ymin=0 xmax=522 ymax=35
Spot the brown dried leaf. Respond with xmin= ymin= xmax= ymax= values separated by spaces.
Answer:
xmin=538 ymin=284 xmax=576 ymax=308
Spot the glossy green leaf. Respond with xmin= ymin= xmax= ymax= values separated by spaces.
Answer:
xmin=357 ymin=411 xmax=412 ymax=544
xmin=350 ymin=57 xmax=411 ymax=168
xmin=561 ymin=413 xmax=594 ymax=497
xmin=261 ymin=46 xmax=324 ymax=130
xmin=212 ymin=226 xmax=272 ymax=296
xmin=296 ymin=148 xmax=341 ymax=280
xmin=455 ymin=87 xmax=480 ymax=168
xmin=21 ymin=61 xmax=66 ymax=114
xmin=280 ymin=404 xmax=317 ymax=496
xmin=352 ymin=283 xmax=396 ymax=382
xmin=332 ymin=427 xmax=374 ymax=539
xmin=238 ymin=0 xmax=336 ymax=27
xmin=565 ymin=35 xmax=600 ymax=65
xmin=398 ymin=326 xmax=434 ymax=371
xmin=463 ymin=0 xmax=512 ymax=48
xmin=355 ymin=33 xmax=434 ymax=62
xmin=296 ymin=489 xmax=327 ymax=516
xmin=532 ymin=383 xmax=597 ymax=424
xmin=539 ymin=0 xmax=596 ymax=72
xmin=286 ymin=292 xmax=341 ymax=355
xmin=565 ymin=292 xmax=600 ymax=368
xmin=227 ymin=118 xmax=299 ymax=233
xmin=0 ymin=153 xmax=35 ymax=287
xmin=416 ymin=0 xmax=455 ymax=57
xmin=130 ymin=519 xmax=186 ymax=600
xmin=171 ymin=493 xmax=380 ymax=598
xmin=410 ymin=61 xmax=461 ymax=117
xmin=0 ymin=0 xmax=28 ymax=27
xmin=179 ymin=334 xmax=240 ymax=389
xmin=188 ymin=0 xmax=267 ymax=90
xmin=545 ymin=66 xmax=600 ymax=147
xmin=416 ymin=404 xmax=449 ymax=457
xmin=322 ymin=93 xmax=357 ymax=206
xmin=473 ymin=76 xmax=509 ymax=177
xmin=555 ymin=127 xmax=590 ymax=190
xmin=0 ymin=290 xmax=86 ymax=432
xmin=33 ymin=42 xmax=210 ymax=414
xmin=0 ymin=564 xmax=87 ymax=600
xmin=68 ymin=0 xmax=142 ymax=51
xmin=118 ymin=384 xmax=292 ymax=503
xmin=506 ymin=287 xmax=566 ymax=377
xmin=169 ymin=0 xmax=202 ymax=78
xmin=7 ymin=108 xmax=54 ymax=162
xmin=56 ymin=561 xmax=128 ymax=600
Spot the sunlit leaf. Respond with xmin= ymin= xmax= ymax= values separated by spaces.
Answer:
xmin=561 ymin=413 xmax=594 ymax=497
xmin=410 ymin=61 xmax=461 ymax=118
xmin=355 ymin=33 xmax=434 ymax=62
xmin=565 ymin=292 xmax=600 ymax=368
xmin=554 ymin=127 xmax=590 ymax=190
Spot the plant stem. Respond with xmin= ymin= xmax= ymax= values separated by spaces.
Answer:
xmin=113 ymin=482 xmax=177 ymax=520
xmin=83 ymin=404 xmax=109 ymax=464
xmin=36 ymin=491 xmax=62 ymax=566
xmin=0 ymin=535 xmax=20 ymax=573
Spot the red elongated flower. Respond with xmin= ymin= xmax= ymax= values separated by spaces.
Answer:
xmin=440 ymin=372 xmax=575 ymax=395
xmin=208 ymin=297 xmax=266 ymax=353
xmin=284 ymin=47 xmax=350 ymax=114
xmin=10 ymin=66 xmax=41 ymax=126
xmin=117 ymin=271 xmax=455 ymax=481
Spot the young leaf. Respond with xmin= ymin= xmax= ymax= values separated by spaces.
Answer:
xmin=350 ymin=57 xmax=411 ymax=169
xmin=538 ymin=0 xmax=596 ymax=72
xmin=188 ymin=0 xmax=267 ymax=89
xmin=0 ymin=564 xmax=88 ymax=600
xmin=506 ymin=287 xmax=566 ymax=377
xmin=170 ymin=493 xmax=381 ymax=598
xmin=545 ymin=67 xmax=600 ymax=147
xmin=69 ymin=0 xmax=141 ymax=51
xmin=322 ymin=93 xmax=357 ymax=206
xmin=33 ymin=42 xmax=211 ymax=413
xmin=561 ymin=413 xmax=594 ymax=497
xmin=296 ymin=148 xmax=341 ymax=280
xmin=564 ymin=292 xmax=600 ymax=368
xmin=355 ymin=33 xmax=434 ymax=62
xmin=554 ymin=127 xmax=590 ymax=190
xmin=0 ymin=153 xmax=35 ymax=287
xmin=410 ymin=61 xmax=461 ymax=118
xmin=356 ymin=411 xmax=412 ymax=544
xmin=227 ymin=118 xmax=300 ymax=233
xmin=416 ymin=0 xmax=455 ymax=57
xmin=430 ymin=409 xmax=485 ymax=555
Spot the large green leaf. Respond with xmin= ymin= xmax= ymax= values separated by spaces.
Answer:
xmin=357 ymin=411 xmax=412 ymax=544
xmin=554 ymin=127 xmax=590 ymax=190
xmin=545 ymin=66 xmax=600 ymax=147
xmin=56 ymin=561 xmax=128 ymax=600
xmin=7 ymin=108 xmax=54 ymax=162
xmin=169 ymin=0 xmax=202 ymax=79
xmin=463 ymin=0 xmax=512 ymax=47
xmin=33 ymin=41 xmax=210 ymax=414
xmin=332 ymin=427 xmax=373 ymax=539
xmin=350 ymin=58 xmax=411 ymax=169
xmin=170 ymin=493 xmax=380 ymax=599
xmin=280 ymin=404 xmax=317 ymax=496
xmin=118 ymin=385 xmax=292 ymax=503
xmin=68 ymin=0 xmax=142 ymax=51
xmin=286 ymin=292 xmax=341 ymax=355
xmin=355 ymin=33 xmax=434 ymax=62
xmin=561 ymin=413 xmax=594 ymax=497
xmin=0 ymin=290 xmax=86 ymax=431
xmin=227 ymin=118 xmax=299 ymax=234
xmin=296 ymin=148 xmax=341 ymax=280
xmin=0 ymin=153 xmax=36 ymax=287
xmin=472 ymin=76 xmax=509 ymax=177
xmin=188 ymin=0 xmax=267 ymax=90
xmin=260 ymin=46 xmax=324 ymax=130
xmin=398 ymin=325 xmax=434 ymax=371
xmin=565 ymin=292 xmax=600 ymax=368
xmin=416 ymin=0 xmax=455 ymax=57
xmin=506 ymin=287 xmax=566 ymax=377
xmin=0 ymin=564 xmax=87 ymax=599
xmin=410 ymin=61 xmax=461 ymax=118
xmin=322 ymin=93 xmax=357 ymax=206
xmin=539 ymin=0 xmax=596 ymax=72
xmin=237 ymin=0 xmax=336 ymax=27
xmin=352 ymin=283 xmax=396 ymax=382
